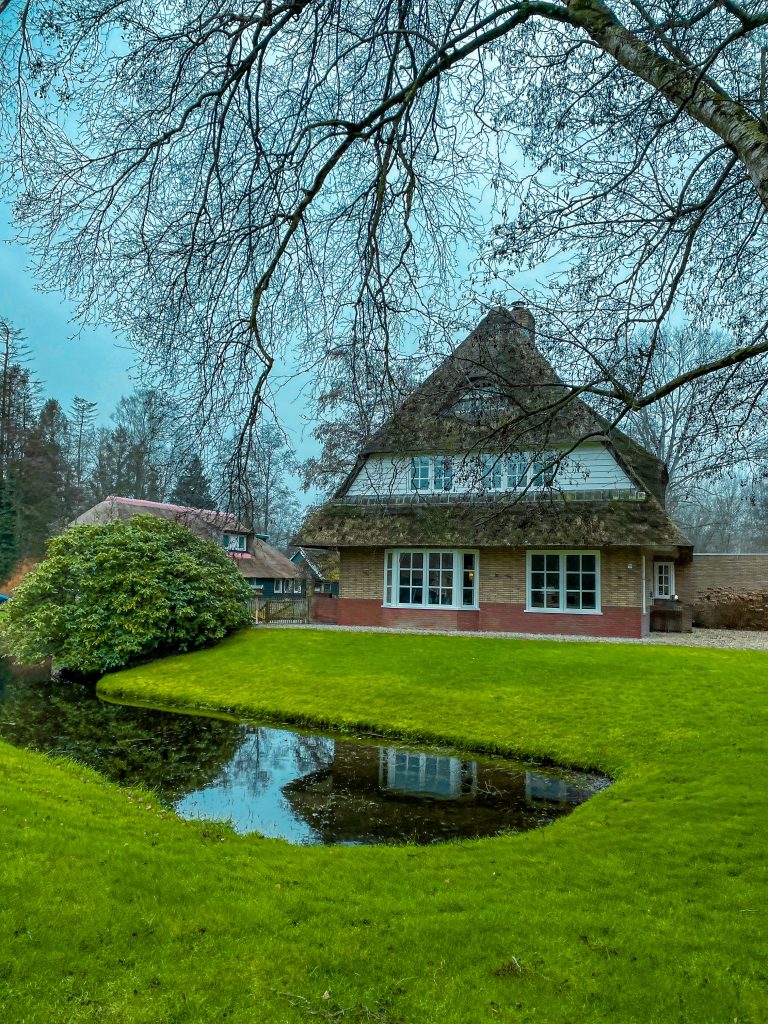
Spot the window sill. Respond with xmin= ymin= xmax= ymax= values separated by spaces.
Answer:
xmin=382 ymin=604 xmax=479 ymax=612
xmin=524 ymin=608 xmax=603 ymax=615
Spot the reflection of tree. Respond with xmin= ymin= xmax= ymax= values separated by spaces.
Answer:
xmin=0 ymin=661 xmax=244 ymax=803
xmin=221 ymin=727 xmax=335 ymax=804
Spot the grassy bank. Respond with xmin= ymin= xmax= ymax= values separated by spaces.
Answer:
xmin=2 ymin=628 xmax=767 ymax=1023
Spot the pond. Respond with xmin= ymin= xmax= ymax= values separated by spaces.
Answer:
xmin=0 ymin=659 xmax=610 ymax=845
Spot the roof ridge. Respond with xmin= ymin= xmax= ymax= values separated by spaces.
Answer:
xmin=105 ymin=495 xmax=240 ymax=519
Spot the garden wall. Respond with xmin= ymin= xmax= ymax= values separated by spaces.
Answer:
xmin=686 ymin=554 xmax=768 ymax=630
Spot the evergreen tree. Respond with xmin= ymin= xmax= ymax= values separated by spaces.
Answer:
xmin=68 ymin=396 xmax=98 ymax=496
xmin=9 ymin=400 xmax=70 ymax=557
xmin=88 ymin=426 xmax=137 ymax=501
xmin=170 ymin=455 xmax=215 ymax=509
xmin=0 ymin=480 xmax=19 ymax=585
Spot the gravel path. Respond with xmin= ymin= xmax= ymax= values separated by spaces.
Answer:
xmin=260 ymin=622 xmax=768 ymax=651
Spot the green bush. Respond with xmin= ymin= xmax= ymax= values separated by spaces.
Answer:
xmin=0 ymin=515 xmax=253 ymax=674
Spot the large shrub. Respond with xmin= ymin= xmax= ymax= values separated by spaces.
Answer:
xmin=0 ymin=515 xmax=253 ymax=674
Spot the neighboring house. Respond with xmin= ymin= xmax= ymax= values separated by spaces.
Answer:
xmin=71 ymin=497 xmax=301 ymax=594
xmin=290 ymin=547 xmax=340 ymax=596
xmin=295 ymin=306 xmax=692 ymax=638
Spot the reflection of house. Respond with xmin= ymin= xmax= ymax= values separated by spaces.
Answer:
xmin=283 ymin=738 xmax=586 ymax=844
xmin=290 ymin=547 xmax=340 ymax=596
xmin=296 ymin=306 xmax=693 ymax=638
xmin=71 ymin=496 xmax=300 ymax=594
xmin=379 ymin=748 xmax=477 ymax=798
xmin=524 ymin=770 xmax=595 ymax=805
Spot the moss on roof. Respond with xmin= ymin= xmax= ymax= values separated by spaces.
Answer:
xmin=349 ymin=307 xmax=669 ymax=504
xmin=299 ymin=308 xmax=686 ymax=552
xmin=296 ymin=494 xmax=690 ymax=551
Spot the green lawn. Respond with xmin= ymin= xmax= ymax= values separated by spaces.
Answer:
xmin=2 ymin=628 xmax=767 ymax=1023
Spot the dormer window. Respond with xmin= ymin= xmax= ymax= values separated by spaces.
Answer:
xmin=481 ymin=455 xmax=504 ymax=490
xmin=410 ymin=456 xmax=431 ymax=491
xmin=530 ymin=458 xmax=556 ymax=487
xmin=507 ymin=454 xmax=528 ymax=488
xmin=410 ymin=456 xmax=453 ymax=492
xmin=222 ymin=532 xmax=247 ymax=552
xmin=433 ymin=456 xmax=453 ymax=491
xmin=453 ymin=386 xmax=512 ymax=422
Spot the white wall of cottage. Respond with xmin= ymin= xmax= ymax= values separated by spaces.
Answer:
xmin=346 ymin=442 xmax=635 ymax=497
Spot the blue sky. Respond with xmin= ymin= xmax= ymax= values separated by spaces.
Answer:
xmin=0 ymin=203 xmax=137 ymax=421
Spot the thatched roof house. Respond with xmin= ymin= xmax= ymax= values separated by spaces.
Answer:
xmin=296 ymin=306 xmax=691 ymax=638
xmin=72 ymin=497 xmax=300 ymax=592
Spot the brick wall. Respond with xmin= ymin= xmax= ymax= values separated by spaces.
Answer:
xmin=334 ymin=598 xmax=643 ymax=637
xmin=339 ymin=548 xmax=383 ymax=600
xmin=312 ymin=594 xmax=339 ymax=624
xmin=687 ymin=554 xmax=768 ymax=596
xmin=333 ymin=545 xmax=646 ymax=637
xmin=680 ymin=554 xmax=768 ymax=629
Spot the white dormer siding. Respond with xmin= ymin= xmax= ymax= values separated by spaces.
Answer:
xmin=346 ymin=443 xmax=635 ymax=498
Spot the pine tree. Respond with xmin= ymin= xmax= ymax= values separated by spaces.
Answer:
xmin=170 ymin=456 xmax=215 ymax=509
xmin=9 ymin=400 xmax=70 ymax=557
xmin=69 ymin=396 xmax=98 ymax=492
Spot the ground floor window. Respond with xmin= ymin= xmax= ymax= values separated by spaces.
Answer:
xmin=654 ymin=561 xmax=675 ymax=599
xmin=526 ymin=551 xmax=600 ymax=613
xmin=384 ymin=549 xmax=478 ymax=609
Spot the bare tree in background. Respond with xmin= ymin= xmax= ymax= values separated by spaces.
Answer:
xmin=4 ymin=0 xmax=768 ymax=497
xmin=302 ymin=338 xmax=418 ymax=496
xmin=245 ymin=421 xmax=301 ymax=547
xmin=627 ymin=327 xmax=768 ymax=512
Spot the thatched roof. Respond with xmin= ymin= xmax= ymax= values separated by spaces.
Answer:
xmin=338 ymin=306 xmax=668 ymax=504
xmin=71 ymin=497 xmax=249 ymax=537
xmin=296 ymin=495 xmax=689 ymax=551
xmin=295 ymin=308 xmax=689 ymax=553
xmin=231 ymin=547 xmax=300 ymax=581
xmin=72 ymin=497 xmax=300 ymax=579
xmin=290 ymin=547 xmax=340 ymax=582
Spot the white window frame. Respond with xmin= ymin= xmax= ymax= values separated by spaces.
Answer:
xmin=383 ymin=549 xmax=479 ymax=610
xmin=480 ymin=454 xmax=504 ymax=491
xmin=410 ymin=456 xmax=453 ymax=493
xmin=654 ymin=561 xmax=675 ymax=599
xmin=378 ymin=748 xmax=477 ymax=798
xmin=506 ymin=453 xmax=529 ymax=490
xmin=274 ymin=579 xmax=283 ymax=594
xmin=410 ymin=456 xmax=431 ymax=491
xmin=525 ymin=550 xmax=602 ymax=615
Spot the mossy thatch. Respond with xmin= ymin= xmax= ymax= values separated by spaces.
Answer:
xmin=297 ymin=494 xmax=689 ymax=551
xmin=353 ymin=307 xmax=668 ymax=504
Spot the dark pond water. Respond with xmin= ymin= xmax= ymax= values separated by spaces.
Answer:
xmin=0 ymin=660 xmax=610 ymax=845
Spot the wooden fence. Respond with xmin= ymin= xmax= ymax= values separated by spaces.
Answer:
xmin=256 ymin=596 xmax=310 ymax=624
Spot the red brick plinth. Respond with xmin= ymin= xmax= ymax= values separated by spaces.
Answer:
xmin=331 ymin=599 xmax=645 ymax=638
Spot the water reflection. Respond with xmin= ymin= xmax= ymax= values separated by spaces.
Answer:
xmin=0 ymin=659 xmax=609 ymax=845
xmin=0 ymin=659 xmax=244 ymax=801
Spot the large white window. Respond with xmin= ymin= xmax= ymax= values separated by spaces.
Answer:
xmin=378 ymin=748 xmax=477 ymax=798
xmin=526 ymin=551 xmax=601 ymax=613
xmin=654 ymin=561 xmax=675 ymax=599
xmin=384 ymin=549 xmax=478 ymax=609
xmin=408 ymin=453 xmax=556 ymax=494
xmin=410 ymin=456 xmax=431 ymax=491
